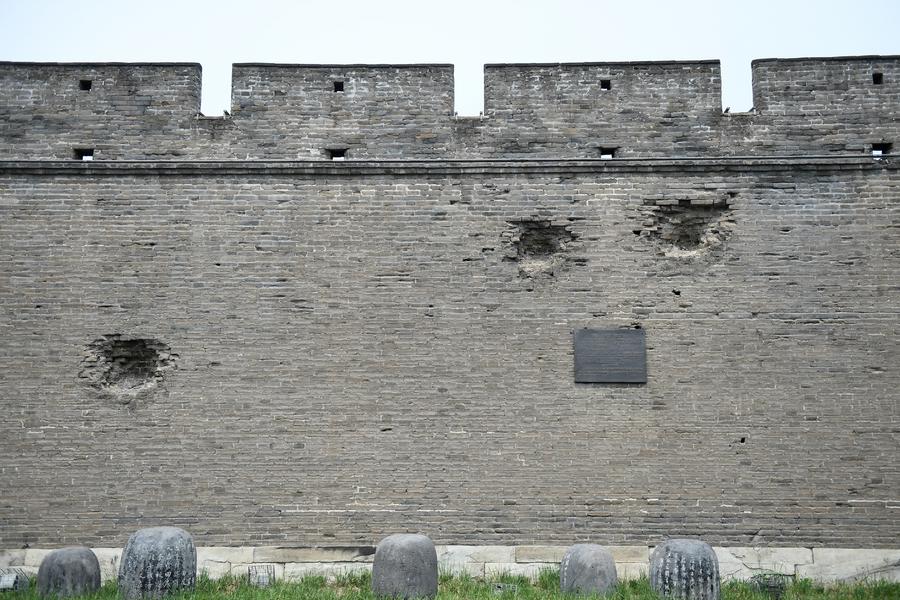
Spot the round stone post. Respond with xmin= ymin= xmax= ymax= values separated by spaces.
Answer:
xmin=371 ymin=534 xmax=438 ymax=599
xmin=559 ymin=544 xmax=618 ymax=596
xmin=37 ymin=547 xmax=101 ymax=598
xmin=118 ymin=526 xmax=196 ymax=599
xmin=650 ymin=539 xmax=720 ymax=600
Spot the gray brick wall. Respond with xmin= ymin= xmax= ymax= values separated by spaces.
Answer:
xmin=476 ymin=61 xmax=722 ymax=158
xmin=0 ymin=62 xmax=201 ymax=160
xmin=0 ymin=157 xmax=897 ymax=549
xmin=1 ymin=57 xmax=898 ymax=160
xmin=0 ymin=55 xmax=897 ymax=551
xmin=227 ymin=64 xmax=455 ymax=159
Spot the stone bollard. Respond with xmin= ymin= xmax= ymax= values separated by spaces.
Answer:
xmin=118 ymin=527 xmax=196 ymax=599
xmin=371 ymin=534 xmax=438 ymax=599
xmin=560 ymin=544 xmax=618 ymax=596
xmin=37 ymin=547 xmax=101 ymax=598
xmin=650 ymin=539 xmax=720 ymax=600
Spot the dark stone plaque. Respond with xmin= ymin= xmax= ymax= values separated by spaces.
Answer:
xmin=574 ymin=328 xmax=647 ymax=383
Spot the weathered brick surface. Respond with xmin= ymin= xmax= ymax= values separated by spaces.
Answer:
xmin=0 ymin=63 xmax=201 ymax=160
xmin=0 ymin=155 xmax=896 ymax=548
xmin=227 ymin=64 xmax=455 ymax=159
xmin=475 ymin=61 xmax=722 ymax=158
xmin=742 ymin=57 xmax=900 ymax=155
xmin=1 ymin=57 xmax=898 ymax=159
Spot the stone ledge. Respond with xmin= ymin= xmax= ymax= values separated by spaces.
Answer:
xmin=437 ymin=545 xmax=515 ymax=565
xmin=199 ymin=547 xmax=255 ymax=564
xmin=253 ymin=546 xmax=374 ymax=564
xmin=3 ymin=545 xmax=898 ymax=583
xmin=0 ymin=156 xmax=892 ymax=178
xmin=230 ymin=562 xmax=285 ymax=580
xmin=515 ymin=545 xmax=566 ymax=563
xmin=715 ymin=547 xmax=814 ymax=580
xmin=283 ymin=562 xmax=372 ymax=581
xmin=91 ymin=548 xmax=122 ymax=583
xmin=799 ymin=549 xmax=900 ymax=583
xmin=23 ymin=549 xmax=52 ymax=567
xmin=0 ymin=550 xmax=24 ymax=567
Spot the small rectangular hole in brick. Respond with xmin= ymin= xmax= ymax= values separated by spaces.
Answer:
xmin=873 ymin=72 xmax=884 ymax=85
xmin=600 ymin=79 xmax=612 ymax=91
xmin=872 ymin=142 xmax=892 ymax=156
xmin=599 ymin=147 xmax=618 ymax=160
xmin=74 ymin=148 xmax=94 ymax=161
xmin=79 ymin=79 xmax=92 ymax=91
xmin=326 ymin=148 xmax=347 ymax=161
xmin=333 ymin=81 xmax=344 ymax=92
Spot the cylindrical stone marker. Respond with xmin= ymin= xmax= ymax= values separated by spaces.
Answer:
xmin=37 ymin=547 xmax=101 ymax=598
xmin=118 ymin=527 xmax=196 ymax=599
xmin=650 ymin=539 xmax=720 ymax=600
xmin=560 ymin=544 xmax=618 ymax=596
xmin=371 ymin=534 xmax=438 ymax=599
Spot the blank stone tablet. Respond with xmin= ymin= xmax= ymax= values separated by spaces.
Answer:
xmin=574 ymin=328 xmax=647 ymax=383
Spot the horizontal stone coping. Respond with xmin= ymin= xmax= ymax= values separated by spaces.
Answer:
xmin=0 ymin=61 xmax=201 ymax=68
xmin=4 ymin=56 xmax=897 ymax=69
xmin=751 ymin=54 xmax=900 ymax=64
xmin=233 ymin=63 xmax=453 ymax=69
xmin=0 ymin=156 xmax=893 ymax=177
xmin=484 ymin=60 xmax=720 ymax=68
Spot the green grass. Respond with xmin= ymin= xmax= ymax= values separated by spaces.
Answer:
xmin=13 ymin=570 xmax=900 ymax=599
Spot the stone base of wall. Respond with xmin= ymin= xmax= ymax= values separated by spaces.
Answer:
xmin=3 ymin=545 xmax=898 ymax=584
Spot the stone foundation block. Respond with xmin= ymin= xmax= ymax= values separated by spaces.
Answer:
xmin=283 ymin=562 xmax=372 ymax=581
xmin=798 ymin=549 xmax=900 ymax=583
xmin=484 ymin=562 xmax=548 ymax=578
xmin=254 ymin=546 xmax=375 ymax=563
xmin=617 ymin=562 xmax=648 ymax=581
xmin=90 ymin=549 xmax=121 ymax=583
xmin=197 ymin=547 xmax=254 ymax=565
xmin=230 ymin=562 xmax=284 ymax=580
xmin=516 ymin=545 xmax=566 ymax=563
xmin=197 ymin=547 xmax=254 ymax=580
xmin=437 ymin=545 xmax=515 ymax=565
xmin=0 ymin=550 xmax=25 ymax=567
xmin=610 ymin=546 xmax=650 ymax=564
xmin=25 ymin=549 xmax=53 ymax=567
xmin=714 ymin=547 xmax=812 ymax=580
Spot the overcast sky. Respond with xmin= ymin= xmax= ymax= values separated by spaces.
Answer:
xmin=1 ymin=0 xmax=898 ymax=115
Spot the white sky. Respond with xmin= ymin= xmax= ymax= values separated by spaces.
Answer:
xmin=1 ymin=0 xmax=898 ymax=116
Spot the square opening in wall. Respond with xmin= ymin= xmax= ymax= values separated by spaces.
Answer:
xmin=600 ymin=79 xmax=612 ymax=90
xmin=73 ymin=148 xmax=94 ymax=161
xmin=872 ymin=142 xmax=892 ymax=156
xmin=79 ymin=79 xmax=92 ymax=91
xmin=599 ymin=147 xmax=618 ymax=160
xmin=873 ymin=72 xmax=884 ymax=85
xmin=333 ymin=81 xmax=344 ymax=92
xmin=326 ymin=148 xmax=347 ymax=161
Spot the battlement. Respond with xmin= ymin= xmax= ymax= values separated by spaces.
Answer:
xmin=483 ymin=60 xmax=721 ymax=111
xmin=0 ymin=56 xmax=897 ymax=159
xmin=750 ymin=55 xmax=900 ymax=111
xmin=0 ymin=62 xmax=201 ymax=114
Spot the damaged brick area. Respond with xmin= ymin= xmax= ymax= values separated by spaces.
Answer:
xmin=635 ymin=196 xmax=735 ymax=257
xmin=504 ymin=219 xmax=580 ymax=278
xmin=79 ymin=335 xmax=177 ymax=404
